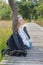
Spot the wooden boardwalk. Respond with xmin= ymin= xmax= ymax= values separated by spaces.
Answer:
xmin=0 ymin=22 xmax=43 ymax=65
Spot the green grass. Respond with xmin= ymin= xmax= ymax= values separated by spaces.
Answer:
xmin=0 ymin=21 xmax=12 ymax=61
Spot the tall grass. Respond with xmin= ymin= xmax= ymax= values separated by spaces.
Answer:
xmin=0 ymin=21 xmax=12 ymax=61
xmin=35 ymin=19 xmax=43 ymax=27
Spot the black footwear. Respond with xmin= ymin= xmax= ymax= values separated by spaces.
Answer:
xmin=1 ymin=49 xmax=5 ymax=55
xmin=1 ymin=49 xmax=11 ymax=55
xmin=22 ymin=50 xmax=27 ymax=57
xmin=15 ymin=50 xmax=27 ymax=57
xmin=9 ymin=50 xmax=27 ymax=57
xmin=9 ymin=50 xmax=22 ymax=56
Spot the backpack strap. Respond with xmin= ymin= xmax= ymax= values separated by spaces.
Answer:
xmin=13 ymin=32 xmax=23 ymax=50
xmin=23 ymin=26 xmax=30 ymax=39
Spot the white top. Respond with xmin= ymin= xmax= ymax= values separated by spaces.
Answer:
xmin=18 ymin=25 xmax=30 ymax=47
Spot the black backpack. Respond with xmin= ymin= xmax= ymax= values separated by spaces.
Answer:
xmin=2 ymin=32 xmax=27 ymax=57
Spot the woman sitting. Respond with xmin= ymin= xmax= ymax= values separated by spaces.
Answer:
xmin=17 ymin=15 xmax=32 ymax=49
xmin=2 ymin=15 xmax=32 ymax=56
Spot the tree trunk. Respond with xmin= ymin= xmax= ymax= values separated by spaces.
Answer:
xmin=8 ymin=0 xmax=18 ymax=33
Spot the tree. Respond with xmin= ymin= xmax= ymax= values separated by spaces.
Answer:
xmin=15 ymin=0 xmax=38 ymax=21
xmin=37 ymin=4 xmax=43 ymax=17
xmin=15 ymin=0 xmax=32 ymax=21
xmin=8 ymin=0 xmax=18 ymax=33
xmin=0 ymin=4 xmax=11 ymax=20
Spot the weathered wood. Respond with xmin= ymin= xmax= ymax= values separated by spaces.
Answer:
xmin=0 ymin=47 xmax=43 ymax=65
xmin=8 ymin=0 xmax=18 ymax=33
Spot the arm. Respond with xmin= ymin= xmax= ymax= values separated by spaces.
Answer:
xmin=8 ymin=0 xmax=18 ymax=33
xmin=23 ymin=27 xmax=30 ymax=39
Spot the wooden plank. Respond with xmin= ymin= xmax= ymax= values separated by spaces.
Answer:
xmin=0 ymin=47 xmax=43 ymax=65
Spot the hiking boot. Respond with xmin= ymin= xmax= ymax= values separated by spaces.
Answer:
xmin=1 ymin=48 xmax=11 ymax=55
xmin=9 ymin=50 xmax=27 ymax=57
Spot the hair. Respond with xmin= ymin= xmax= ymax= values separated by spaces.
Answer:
xmin=17 ymin=15 xmax=23 ymax=19
xmin=17 ymin=15 xmax=23 ymax=27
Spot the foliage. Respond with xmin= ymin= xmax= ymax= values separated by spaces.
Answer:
xmin=36 ymin=4 xmax=43 ymax=17
xmin=0 ymin=21 xmax=12 ymax=61
xmin=0 ymin=2 xmax=12 ymax=20
xmin=0 ymin=4 xmax=12 ymax=20
xmin=0 ymin=0 xmax=43 ymax=20
xmin=16 ymin=1 xmax=33 ymax=21
xmin=15 ymin=0 xmax=40 ymax=20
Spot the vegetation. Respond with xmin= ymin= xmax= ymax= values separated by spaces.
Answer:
xmin=0 ymin=4 xmax=12 ymax=20
xmin=0 ymin=21 xmax=12 ymax=61
xmin=35 ymin=18 xmax=43 ymax=27
xmin=0 ymin=0 xmax=43 ymax=20
xmin=36 ymin=3 xmax=43 ymax=18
